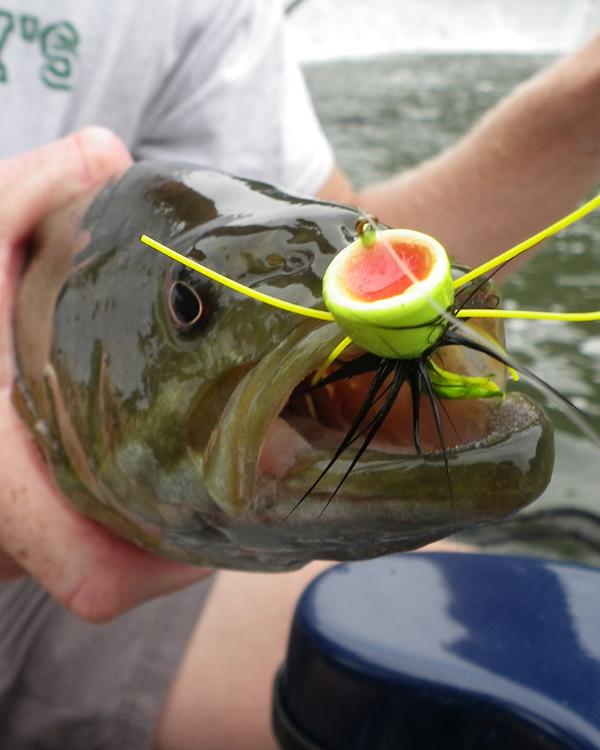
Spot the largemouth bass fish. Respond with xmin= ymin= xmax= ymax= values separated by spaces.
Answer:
xmin=13 ymin=163 xmax=553 ymax=570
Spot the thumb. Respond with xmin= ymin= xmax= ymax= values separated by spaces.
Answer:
xmin=0 ymin=127 xmax=132 ymax=242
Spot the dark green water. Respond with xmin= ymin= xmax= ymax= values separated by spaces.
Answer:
xmin=306 ymin=54 xmax=600 ymax=562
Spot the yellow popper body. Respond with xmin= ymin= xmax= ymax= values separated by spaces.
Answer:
xmin=322 ymin=228 xmax=454 ymax=359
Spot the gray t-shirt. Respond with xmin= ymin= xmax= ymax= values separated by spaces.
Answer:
xmin=1 ymin=0 xmax=333 ymax=194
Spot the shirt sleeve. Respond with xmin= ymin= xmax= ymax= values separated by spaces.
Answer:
xmin=133 ymin=0 xmax=334 ymax=196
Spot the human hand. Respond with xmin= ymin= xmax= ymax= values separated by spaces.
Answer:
xmin=0 ymin=128 xmax=212 ymax=621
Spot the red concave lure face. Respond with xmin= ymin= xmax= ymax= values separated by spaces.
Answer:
xmin=340 ymin=237 xmax=433 ymax=301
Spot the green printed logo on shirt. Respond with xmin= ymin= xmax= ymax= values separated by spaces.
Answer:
xmin=0 ymin=8 xmax=79 ymax=90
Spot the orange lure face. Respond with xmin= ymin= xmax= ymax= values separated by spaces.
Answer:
xmin=339 ymin=237 xmax=434 ymax=302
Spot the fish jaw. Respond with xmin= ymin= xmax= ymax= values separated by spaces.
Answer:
xmin=200 ymin=316 xmax=554 ymax=562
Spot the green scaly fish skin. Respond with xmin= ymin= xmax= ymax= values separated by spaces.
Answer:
xmin=13 ymin=163 xmax=554 ymax=570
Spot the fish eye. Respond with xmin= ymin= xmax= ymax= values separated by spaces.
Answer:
xmin=167 ymin=281 xmax=206 ymax=332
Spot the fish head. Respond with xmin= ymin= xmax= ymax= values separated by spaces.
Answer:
xmin=14 ymin=163 xmax=554 ymax=570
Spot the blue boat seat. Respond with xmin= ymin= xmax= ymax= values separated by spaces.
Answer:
xmin=273 ymin=553 xmax=600 ymax=749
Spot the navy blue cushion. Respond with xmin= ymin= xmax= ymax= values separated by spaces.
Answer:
xmin=274 ymin=553 xmax=600 ymax=749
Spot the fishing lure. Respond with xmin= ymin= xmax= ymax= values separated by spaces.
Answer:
xmin=140 ymin=191 xmax=600 ymax=509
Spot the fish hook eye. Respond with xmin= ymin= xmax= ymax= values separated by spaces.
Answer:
xmin=167 ymin=280 xmax=207 ymax=333
xmin=355 ymin=216 xmax=379 ymax=236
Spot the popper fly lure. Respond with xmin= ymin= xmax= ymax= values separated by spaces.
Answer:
xmin=140 ymin=191 xmax=600 ymax=513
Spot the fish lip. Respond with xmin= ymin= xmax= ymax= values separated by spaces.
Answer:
xmin=202 ymin=320 xmax=345 ymax=513
xmin=279 ymin=392 xmax=553 ymax=512
xmin=202 ymin=320 xmax=553 ymax=517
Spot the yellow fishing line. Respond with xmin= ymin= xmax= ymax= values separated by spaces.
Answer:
xmin=456 ymin=308 xmax=600 ymax=322
xmin=454 ymin=192 xmax=600 ymax=290
xmin=311 ymin=336 xmax=353 ymax=386
xmin=140 ymin=235 xmax=335 ymax=322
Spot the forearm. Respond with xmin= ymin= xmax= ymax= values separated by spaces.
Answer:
xmin=355 ymin=34 xmax=600 ymax=268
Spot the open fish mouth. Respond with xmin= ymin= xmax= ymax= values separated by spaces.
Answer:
xmin=202 ymin=319 xmax=554 ymax=539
